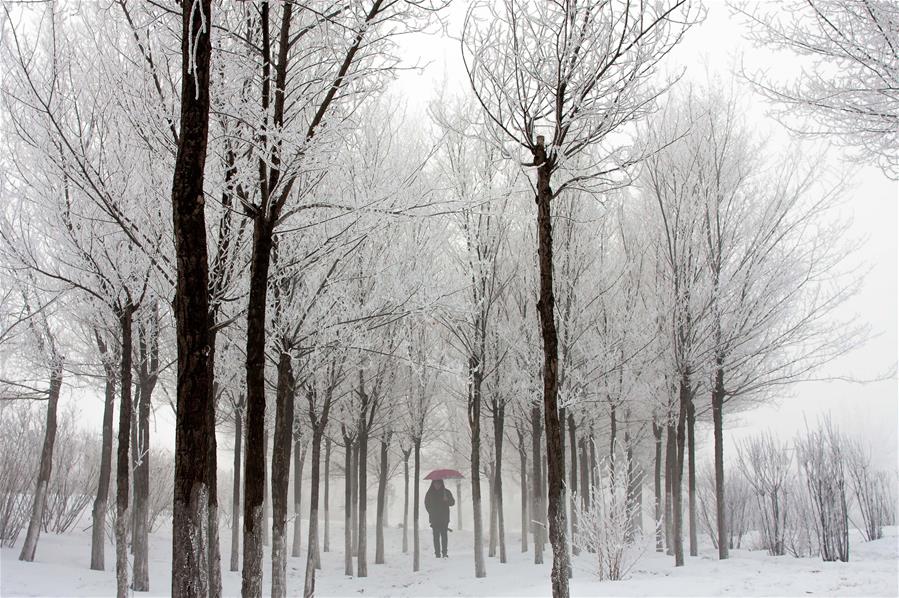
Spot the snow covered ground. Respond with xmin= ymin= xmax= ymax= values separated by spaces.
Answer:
xmin=2 ymin=523 xmax=897 ymax=597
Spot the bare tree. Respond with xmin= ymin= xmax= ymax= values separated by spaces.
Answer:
xmin=462 ymin=2 xmax=696 ymax=593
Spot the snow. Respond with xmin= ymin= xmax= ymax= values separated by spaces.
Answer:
xmin=2 ymin=523 xmax=897 ymax=597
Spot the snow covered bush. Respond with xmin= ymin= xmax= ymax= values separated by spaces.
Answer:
xmin=41 ymin=415 xmax=99 ymax=534
xmin=795 ymin=420 xmax=849 ymax=562
xmin=0 ymin=402 xmax=40 ymax=546
xmin=573 ymin=460 xmax=645 ymax=581
xmin=737 ymin=433 xmax=793 ymax=556
xmin=844 ymin=439 xmax=892 ymax=541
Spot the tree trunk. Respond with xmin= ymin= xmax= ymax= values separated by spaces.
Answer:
xmin=230 ymin=404 xmax=243 ymax=572
xmin=413 ymin=438 xmax=421 ymax=572
xmin=115 ymin=307 xmax=134 ymax=598
xmin=356 ymin=429 xmax=368 ymax=577
xmin=653 ymin=421 xmax=663 ymax=553
xmin=494 ymin=406 xmax=507 ymax=564
xmin=18 ymin=363 xmax=63 ymax=562
xmin=626 ymin=427 xmax=642 ymax=541
xmin=170 ymin=2 xmax=216 ymax=595
xmin=517 ymin=428 xmax=528 ymax=554
xmin=456 ymin=479 xmax=463 ymax=531
xmin=351 ymin=441 xmax=359 ymax=555
xmin=402 ymin=448 xmax=410 ymax=554
xmin=263 ymin=431 xmax=271 ymax=548
xmin=488 ymin=464 xmax=497 ymax=558
xmin=609 ymin=403 xmax=617 ymax=479
xmin=302 ymin=430 xmax=324 ymax=598
xmin=567 ymin=413 xmax=578 ymax=557
xmin=271 ymin=352 xmax=295 ymax=598
xmin=375 ymin=437 xmax=389 ymax=564
xmin=712 ymin=362 xmax=728 ymax=559
xmin=469 ymin=358 xmax=487 ymax=578
xmin=91 ymin=333 xmax=116 ymax=571
xmin=343 ymin=436 xmax=353 ymax=576
xmin=531 ymin=406 xmax=543 ymax=565
xmin=132 ymin=312 xmax=157 ymax=592
xmin=291 ymin=438 xmax=307 ymax=558
xmin=534 ymin=148 xmax=570 ymax=596
xmin=323 ymin=437 xmax=331 ymax=553
xmin=665 ymin=423 xmax=676 ymax=556
xmin=673 ymin=376 xmax=688 ymax=567
xmin=687 ymin=399 xmax=697 ymax=557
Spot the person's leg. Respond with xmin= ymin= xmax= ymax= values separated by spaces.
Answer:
xmin=441 ymin=527 xmax=448 ymax=557
xmin=432 ymin=527 xmax=441 ymax=557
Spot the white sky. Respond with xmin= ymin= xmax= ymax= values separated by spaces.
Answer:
xmin=50 ymin=1 xmax=898 ymax=473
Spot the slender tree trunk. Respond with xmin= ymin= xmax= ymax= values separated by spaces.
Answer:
xmin=626 ymin=427 xmax=642 ymax=541
xmin=323 ymin=437 xmax=331 ymax=553
xmin=402 ymin=448 xmax=410 ymax=554
xmin=588 ymin=428 xmax=597 ymax=492
xmin=488 ymin=464 xmax=497 ymax=558
xmin=494 ymin=406 xmax=507 ymax=564
xmin=132 ymin=381 xmax=152 ymax=591
xmin=687 ymin=399 xmax=697 ymax=557
xmin=469 ymin=360 xmax=487 ymax=578
xmin=351 ymin=441 xmax=359 ymax=555
xmin=205 ymin=327 xmax=221 ymax=598
xmin=413 ymin=438 xmax=421 ymax=572
xmin=673 ymin=376 xmax=689 ymax=567
xmin=609 ymin=403 xmax=617 ymax=479
xmin=230 ymin=404 xmax=243 ymax=572
xmin=665 ymin=423 xmax=675 ymax=556
xmin=115 ymin=307 xmax=135 ymax=598
xmin=271 ymin=352 xmax=295 ymax=598
xmin=712 ymin=361 xmax=728 ymax=559
xmin=517 ymin=429 xmax=528 ymax=554
xmin=356 ymin=429 xmax=369 ymax=577
xmin=578 ymin=437 xmax=589 ymax=513
xmin=343 ymin=437 xmax=353 ymax=576
xmin=302 ymin=430 xmax=324 ymax=598
xmin=263 ymin=431 xmax=271 ymax=548
xmin=18 ymin=364 xmax=63 ymax=562
xmin=170 ymin=1 xmax=216 ymax=595
xmin=567 ymin=413 xmax=579 ymax=556
xmin=91 ymin=334 xmax=116 ymax=571
xmin=531 ymin=406 xmax=544 ymax=564
xmin=375 ymin=437 xmax=389 ymax=564
xmin=653 ymin=421 xmax=663 ymax=552
xmin=291 ymin=439 xmax=307 ymax=558
xmin=456 ymin=479 xmax=463 ymax=531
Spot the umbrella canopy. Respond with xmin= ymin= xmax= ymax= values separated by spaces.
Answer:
xmin=424 ymin=468 xmax=464 ymax=480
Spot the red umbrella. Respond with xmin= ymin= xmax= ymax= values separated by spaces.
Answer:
xmin=424 ymin=468 xmax=464 ymax=480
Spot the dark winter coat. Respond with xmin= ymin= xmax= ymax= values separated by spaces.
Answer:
xmin=424 ymin=484 xmax=455 ymax=529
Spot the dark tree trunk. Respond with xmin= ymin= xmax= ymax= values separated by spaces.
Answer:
xmin=402 ymin=448 xmax=410 ymax=554
xmin=517 ymin=428 xmax=528 ymax=554
xmin=91 ymin=332 xmax=116 ymax=571
xmin=488 ymin=464 xmax=497 ymax=558
xmin=588 ymin=427 xmax=597 ymax=492
xmin=356 ymin=428 xmax=369 ymax=577
xmin=230 ymin=403 xmax=243 ymax=572
xmin=493 ymin=405 xmax=507 ymax=564
xmin=342 ymin=435 xmax=353 ymax=576
xmin=567 ymin=413 xmax=578 ymax=556
xmin=456 ymin=479 xmax=463 ymax=531
xmin=115 ymin=307 xmax=135 ymax=598
xmin=170 ymin=1 xmax=216 ymax=595
xmin=323 ymin=437 xmax=331 ymax=553
xmin=271 ymin=352 xmax=295 ymax=598
xmin=653 ymin=421 xmax=663 ymax=552
xmin=626 ymin=427 xmax=642 ymax=541
xmin=413 ymin=438 xmax=421 ymax=572
xmin=18 ymin=363 xmax=63 ymax=562
xmin=291 ymin=438 xmax=306 ymax=557
xmin=351 ymin=440 xmax=359 ymax=555
xmin=687 ymin=399 xmax=697 ymax=557
xmin=533 ymin=143 xmax=570 ymax=597
xmin=712 ymin=361 xmax=728 ymax=559
xmin=375 ymin=436 xmax=389 ymax=564
xmin=132 ymin=311 xmax=158 ymax=592
xmin=303 ymin=430 xmax=324 ymax=598
xmin=531 ymin=406 xmax=544 ymax=565
xmin=673 ymin=376 xmax=689 ymax=567
xmin=609 ymin=403 xmax=617 ymax=478
xmin=665 ymin=423 xmax=675 ymax=556
xmin=469 ymin=358 xmax=487 ymax=578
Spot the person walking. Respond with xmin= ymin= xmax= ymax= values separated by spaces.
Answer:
xmin=424 ymin=479 xmax=455 ymax=558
